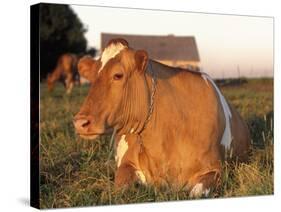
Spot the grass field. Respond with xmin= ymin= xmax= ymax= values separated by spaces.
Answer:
xmin=39 ymin=78 xmax=273 ymax=208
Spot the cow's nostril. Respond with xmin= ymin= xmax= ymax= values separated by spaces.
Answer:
xmin=74 ymin=119 xmax=90 ymax=130
xmin=81 ymin=120 xmax=90 ymax=127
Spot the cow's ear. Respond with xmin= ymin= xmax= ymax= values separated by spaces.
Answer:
xmin=78 ymin=56 xmax=99 ymax=82
xmin=135 ymin=50 xmax=148 ymax=73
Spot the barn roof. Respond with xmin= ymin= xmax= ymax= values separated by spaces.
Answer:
xmin=101 ymin=33 xmax=200 ymax=61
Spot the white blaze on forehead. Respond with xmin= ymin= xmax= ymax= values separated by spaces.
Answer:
xmin=135 ymin=170 xmax=146 ymax=184
xmin=189 ymin=183 xmax=210 ymax=198
xmin=201 ymin=73 xmax=232 ymax=150
xmin=115 ymin=135 xmax=128 ymax=167
xmin=99 ymin=43 xmax=127 ymax=73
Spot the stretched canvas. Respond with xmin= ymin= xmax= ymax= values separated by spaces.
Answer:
xmin=30 ymin=3 xmax=274 ymax=209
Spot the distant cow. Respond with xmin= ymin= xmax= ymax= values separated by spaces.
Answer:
xmin=47 ymin=53 xmax=79 ymax=94
xmin=73 ymin=39 xmax=250 ymax=198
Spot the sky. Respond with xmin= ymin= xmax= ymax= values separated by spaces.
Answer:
xmin=71 ymin=5 xmax=273 ymax=78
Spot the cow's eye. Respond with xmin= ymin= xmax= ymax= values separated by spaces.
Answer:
xmin=113 ymin=73 xmax=123 ymax=80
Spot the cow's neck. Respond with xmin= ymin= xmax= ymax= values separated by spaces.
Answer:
xmin=116 ymin=59 xmax=181 ymax=148
xmin=116 ymin=63 xmax=152 ymax=135
xmin=137 ymin=60 xmax=190 ymax=148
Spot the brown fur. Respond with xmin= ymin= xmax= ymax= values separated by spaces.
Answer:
xmin=47 ymin=53 xmax=79 ymax=94
xmin=73 ymin=39 xmax=251 ymax=196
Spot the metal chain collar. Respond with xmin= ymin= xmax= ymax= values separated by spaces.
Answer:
xmin=138 ymin=61 xmax=157 ymax=134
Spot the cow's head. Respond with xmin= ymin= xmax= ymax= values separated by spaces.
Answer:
xmin=73 ymin=39 xmax=150 ymax=140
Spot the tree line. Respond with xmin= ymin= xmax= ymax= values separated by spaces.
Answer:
xmin=39 ymin=3 xmax=96 ymax=80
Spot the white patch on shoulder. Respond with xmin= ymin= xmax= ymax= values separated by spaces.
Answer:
xmin=99 ymin=43 xmax=127 ymax=73
xmin=115 ymin=135 xmax=128 ymax=167
xmin=189 ymin=183 xmax=210 ymax=198
xmin=135 ymin=170 xmax=146 ymax=184
xmin=202 ymin=73 xmax=232 ymax=150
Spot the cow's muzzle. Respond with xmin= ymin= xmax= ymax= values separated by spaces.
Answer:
xmin=73 ymin=115 xmax=93 ymax=135
xmin=73 ymin=115 xmax=108 ymax=140
xmin=73 ymin=118 xmax=90 ymax=131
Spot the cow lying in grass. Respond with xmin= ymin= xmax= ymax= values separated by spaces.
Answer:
xmin=73 ymin=38 xmax=250 ymax=198
xmin=47 ymin=53 xmax=79 ymax=94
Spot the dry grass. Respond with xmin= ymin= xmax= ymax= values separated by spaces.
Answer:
xmin=39 ymin=78 xmax=273 ymax=208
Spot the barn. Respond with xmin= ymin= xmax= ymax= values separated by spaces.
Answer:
xmin=101 ymin=33 xmax=201 ymax=70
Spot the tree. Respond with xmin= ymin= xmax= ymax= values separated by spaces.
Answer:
xmin=39 ymin=3 xmax=87 ymax=80
xmin=86 ymin=47 xmax=97 ymax=57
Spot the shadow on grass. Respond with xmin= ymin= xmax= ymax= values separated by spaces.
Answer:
xmin=246 ymin=110 xmax=273 ymax=148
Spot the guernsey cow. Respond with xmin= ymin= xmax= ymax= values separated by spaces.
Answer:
xmin=73 ymin=39 xmax=250 ymax=198
xmin=47 ymin=53 xmax=79 ymax=94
